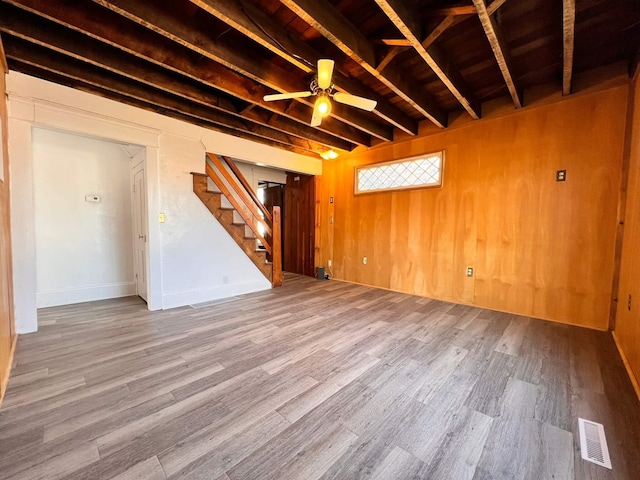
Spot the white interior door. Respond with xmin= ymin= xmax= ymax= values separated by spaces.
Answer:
xmin=131 ymin=154 xmax=148 ymax=301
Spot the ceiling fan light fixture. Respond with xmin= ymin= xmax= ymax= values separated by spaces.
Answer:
xmin=317 ymin=59 xmax=335 ymax=90
xmin=320 ymin=150 xmax=338 ymax=160
xmin=315 ymin=93 xmax=332 ymax=117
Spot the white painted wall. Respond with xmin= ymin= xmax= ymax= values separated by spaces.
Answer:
xmin=158 ymin=133 xmax=272 ymax=308
xmin=7 ymin=71 xmax=322 ymax=333
xmin=32 ymin=128 xmax=135 ymax=307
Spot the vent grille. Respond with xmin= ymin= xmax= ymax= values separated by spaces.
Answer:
xmin=578 ymin=418 xmax=612 ymax=469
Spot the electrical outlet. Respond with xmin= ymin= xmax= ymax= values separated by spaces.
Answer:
xmin=556 ymin=170 xmax=566 ymax=182
xmin=466 ymin=266 xmax=474 ymax=277
xmin=328 ymin=259 xmax=332 ymax=267
xmin=362 ymin=256 xmax=367 ymax=265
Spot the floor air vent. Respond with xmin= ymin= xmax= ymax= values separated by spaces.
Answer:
xmin=578 ymin=418 xmax=612 ymax=469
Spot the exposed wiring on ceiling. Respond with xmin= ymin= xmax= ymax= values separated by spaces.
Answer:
xmin=215 ymin=26 xmax=233 ymax=41
xmin=239 ymin=5 xmax=315 ymax=71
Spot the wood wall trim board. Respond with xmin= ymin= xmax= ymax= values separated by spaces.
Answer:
xmin=0 ymin=333 xmax=17 ymax=407
xmin=609 ymin=74 xmax=637 ymax=329
xmin=613 ymin=69 xmax=640 ymax=402
xmin=612 ymin=331 xmax=640 ymax=401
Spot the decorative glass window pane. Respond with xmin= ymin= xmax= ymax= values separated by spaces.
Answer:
xmin=355 ymin=151 xmax=444 ymax=194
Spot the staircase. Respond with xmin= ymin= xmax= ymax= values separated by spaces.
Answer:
xmin=191 ymin=154 xmax=282 ymax=288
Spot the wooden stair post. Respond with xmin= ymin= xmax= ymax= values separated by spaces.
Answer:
xmin=272 ymin=206 xmax=282 ymax=287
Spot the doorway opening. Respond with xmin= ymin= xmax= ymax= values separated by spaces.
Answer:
xmin=283 ymin=172 xmax=316 ymax=278
xmin=32 ymin=128 xmax=148 ymax=308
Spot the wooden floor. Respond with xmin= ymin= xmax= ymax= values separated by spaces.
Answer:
xmin=1 ymin=274 xmax=639 ymax=480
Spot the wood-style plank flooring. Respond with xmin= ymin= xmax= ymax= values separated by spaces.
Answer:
xmin=1 ymin=274 xmax=639 ymax=479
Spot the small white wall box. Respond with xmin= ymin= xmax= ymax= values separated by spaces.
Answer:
xmin=85 ymin=194 xmax=101 ymax=202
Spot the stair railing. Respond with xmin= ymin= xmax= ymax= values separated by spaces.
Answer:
xmin=205 ymin=153 xmax=282 ymax=287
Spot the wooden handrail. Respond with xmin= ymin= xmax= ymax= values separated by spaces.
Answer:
xmin=207 ymin=154 xmax=272 ymax=237
xmin=221 ymin=155 xmax=273 ymax=223
xmin=204 ymin=152 xmax=283 ymax=288
xmin=205 ymin=163 xmax=273 ymax=255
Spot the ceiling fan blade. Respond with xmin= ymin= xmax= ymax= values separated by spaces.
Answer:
xmin=317 ymin=59 xmax=335 ymax=90
xmin=333 ymin=92 xmax=377 ymax=111
xmin=311 ymin=100 xmax=323 ymax=127
xmin=263 ymin=91 xmax=312 ymax=101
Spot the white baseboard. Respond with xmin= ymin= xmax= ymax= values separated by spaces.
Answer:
xmin=36 ymin=282 xmax=137 ymax=308
xmin=161 ymin=279 xmax=270 ymax=309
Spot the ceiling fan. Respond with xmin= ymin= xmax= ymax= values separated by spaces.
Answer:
xmin=263 ymin=59 xmax=377 ymax=127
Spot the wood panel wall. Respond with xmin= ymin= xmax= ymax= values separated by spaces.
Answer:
xmin=0 ymin=34 xmax=16 ymax=403
xmin=615 ymin=72 xmax=640 ymax=397
xmin=317 ymin=85 xmax=628 ymax=330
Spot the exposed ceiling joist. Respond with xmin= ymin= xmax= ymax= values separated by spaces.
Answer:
xmin=3 ymin=0 xmax=361 ymax=150
xmin=375 ymin=0 xmax=482 ymax=119
xmin=472 ymin=0 xmax=523 ymax=108
xmin=0 ymin=0 xmax=636 ymax=159
xmin=14 ymin=57 xmax=317 ymax=156
xmin=376 ymin=46 xmax=404 ymax=73
xmin=377 ymin=15 xmax=458 ymax=73
xmin=487 ymin=0 xmax=509 ymax=16
xmin=5 ymin=40 xmax=325 ymax=155
xmin=422 ymin=16 xmax=462 ymax=50
xmin=92 ymin=0 xmax=392 ymax=143
xmin=429 ymin=5 xmax=476 ymax=16
xmin=280 ymin=0 xmax=448 ymax=128
xmin=377 ymin=39 xmax=411 ymax=46
xmin=189 ymin=0 xmax=418 ymax=135
xmin=562 ymin=0 xmax=576 ymax=96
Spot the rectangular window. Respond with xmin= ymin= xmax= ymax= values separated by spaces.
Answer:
xmin=355 ymin=151 xmax=444 ymax=194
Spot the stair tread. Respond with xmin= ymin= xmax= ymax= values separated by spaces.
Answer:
xmin=193 ymin=173 xmax=277 ymax=287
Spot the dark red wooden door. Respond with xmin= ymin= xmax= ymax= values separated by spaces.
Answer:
xmin=284 ymin=173 xmax=315 ymax=277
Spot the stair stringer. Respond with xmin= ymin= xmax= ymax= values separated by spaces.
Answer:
xmin=191 ymin=173 xmax=273 ymax=283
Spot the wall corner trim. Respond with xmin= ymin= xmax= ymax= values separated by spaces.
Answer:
xmin=0 ymin=334 xmax=18 ymax=408
xmin=612 ymin=331 xmax=640 ymax=401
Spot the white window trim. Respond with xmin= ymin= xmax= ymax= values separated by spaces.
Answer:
xmin=354 ymin=150 xmax=445 ymax=195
